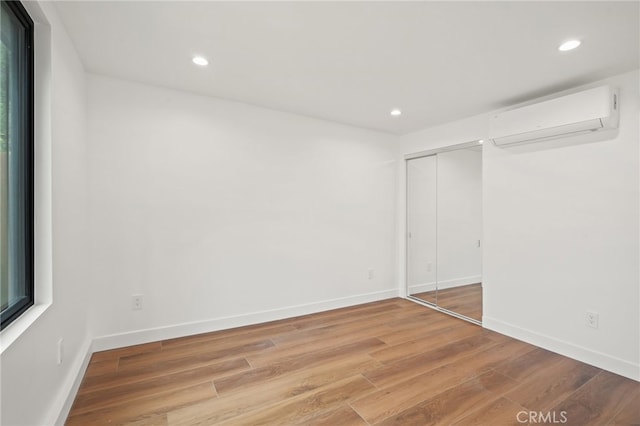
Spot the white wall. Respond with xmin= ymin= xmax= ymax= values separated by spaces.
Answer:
xmin=399 ymin=69 xmax=640 ymax=381
xmin=0 ymin=2 xmax=90 ymax=425
xmin=86 ymin=75 xmax=398 ymax=347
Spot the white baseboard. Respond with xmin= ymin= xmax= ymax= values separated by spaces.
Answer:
xmin=408 ymin=282 xmax=436 ymax=293
xmin=92 ymin=289 xmax=399 ymax=352
xmin=437 ymin=275 xmax=482 ymax=290
xmin=483 ymin=316 xmax=640 ymax=382
xmin=408 ymin=276 xmax=481 ymax=294
xmin=49 ymin=337 xmax=93 ymax=425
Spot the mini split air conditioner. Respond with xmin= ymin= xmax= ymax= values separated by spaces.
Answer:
xmin=489 ymin=85 xmax=619 ymax=146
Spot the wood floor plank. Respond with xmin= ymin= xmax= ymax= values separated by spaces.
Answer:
xmin=248 ymin=323 xmax=392 ymax=368
xmin=166 ymin=354 xmax=381 ymax=425
xmin=66 ymin=382 xmax=216 ymax=425
xmin=369 ymin=307 xmax=450 ymax=330
xmin=159 ymin=325 xmax=295 ymax=357
xmin=454 ymin=337 xmax=537 ymax=375
xmin=304 ymin=404 xmax=368 ymax=426
xmin=72 ymin=363 xmax=236 ymax=415
xmin=376 ymin=320 xmax=461 ymax=346
xmin=375 ymin=370 xmax=517 ymax=426
xmin=124 ymin=413 xmax=168 ymax=425
xmin=78 ymin=357 xmax=250 ymax=395
xmin=214 ymin=337 xmax=386 ymax=395
xmin=364 ymin=333 xmax=496 ymax=388
xmin=452 ymin=397 xmax=529 ymax=426
xmin=118 ymin=339 xmax=274 ymax=372
xmin=352 ymin=337 xmax=536 ymax=424
xmin=271 ymin=311 xmax=396 ymax=348
xmin=491 ymin=346 xmax=567 ymax=383
xmin=352 ymin=361 xmax=478 ymax=424
xmin=549 ymin=371 xmax=640 ymax=425
xmin=369 ymin=323 xmax=484 ymax=364
xmin=215 ymin=375 xmax=375 ymax=426
xmin=377 ymin=311 xmax=464 ymax=343
xmin=608 ymin=386 xmax=640 ymax=425
xmin=504 ymin=357 xmax=601 ymax=412
xmin=83 ymin=358 xmax=118 ymax=378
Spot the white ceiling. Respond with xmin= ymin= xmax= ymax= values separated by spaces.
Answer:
xmin=54 ymin=1 xmax=639 ymax=135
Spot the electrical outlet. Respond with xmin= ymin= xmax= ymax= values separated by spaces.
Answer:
xmin=132 ymin=294 xmax=143 ymax=310
xmin=368 ymin=269 xmax=374 ymax=280
xmin=57 ymin=338 xmax=64 ymax=365
xmin=427 ymin=262 xmax=432 ymax=272
xmin=586 ymin=311 xmax=599 ymax=329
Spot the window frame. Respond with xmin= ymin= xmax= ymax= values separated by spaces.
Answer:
xmin=0 ymin=0 xmax=35 ymax=331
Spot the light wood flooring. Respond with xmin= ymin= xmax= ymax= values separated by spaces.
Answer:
xmin=66 ymin=298 xmax=639 ymax=425
xmin=412 ymin=283 xmax=482 ymax=321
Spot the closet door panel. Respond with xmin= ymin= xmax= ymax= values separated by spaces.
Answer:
xmin=406 ymin=155 xmax=437 ymax=305
xmin=436 ymin=148 xmax=482 ymax=321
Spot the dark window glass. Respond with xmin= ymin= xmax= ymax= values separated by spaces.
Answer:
xmin=0 ymin=0 xmax=34 ymax=330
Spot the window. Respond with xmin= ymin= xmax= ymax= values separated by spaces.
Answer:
xmin=0 ymin=0 xmax=34 ymax=330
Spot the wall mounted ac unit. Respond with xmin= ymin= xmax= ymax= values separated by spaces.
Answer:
xmin=489 ymin=85 xmax=619 ymax=146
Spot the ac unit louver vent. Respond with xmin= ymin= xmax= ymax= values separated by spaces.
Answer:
xmin=489 ymin=86 xmax=619 ymax=147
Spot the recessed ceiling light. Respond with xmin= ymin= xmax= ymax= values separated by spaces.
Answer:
xmin=390 ymin=109 xmax=402 ymax=117
xmin=192 ymin=56 xmax=209 ymax=66
xmin=558 ymin=39 xmax=581 ymax=52
xmin=478 ymin=139 xmax=484 ymax=144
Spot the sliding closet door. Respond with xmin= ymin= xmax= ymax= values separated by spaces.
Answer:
xmin=406 ymin=155 xmax=437 ymax=305
xmin=436 ymin=147 xmax=482 ymax=321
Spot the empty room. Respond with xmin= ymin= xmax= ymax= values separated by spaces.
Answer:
xmin=0 ymin=1 xmax=639 ymax=425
